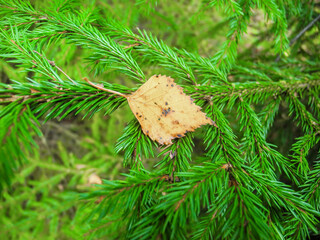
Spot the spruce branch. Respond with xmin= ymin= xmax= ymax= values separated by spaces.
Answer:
xmin=287 ymin=93 xmax=320 ymax=134
xmin=80 ymin=169 xmax=168 ymax=226
xmin=127 ymin=162 xmax=319 ymax=239
xmin=101 ymin=17 xmax=228 ymax=84
xmin=290 ymin=134 xmax=320 ymax=177
xmin=33 ymin=50 xmax=76 ymax=84
xmin=254 ymin=0 xmax=289 ymax=55
xmin=309 ymin=88 xmax=320 ymax=120
xmin=210 ymin=0 xmax=250 ymax=71
xmin=130 ymin=161 xmax=230 ymax=239
xmin=245 ymin=169 xmax=319 ymax=239
xmin=0 ymin=1 xmax=319 ymax=239
xmin=0 ymin=1 xmax=145 ymax=82
xmin=4 ymin=75 xmax=318 ymax=112
xmin=155 ymin=133 xmax=194 ymax=174
xmin=258 ymin=98 xmax=281 ymax=135
xmin=204 ymin=103 xmax=243 ymax=168
xmin=175 ymin=49 xmax=228 ymax=84
xmin=103 ymin=18 xmax=198 ymax=84
xmin=43 ymin=13 xmax=145 ymax=82
xmin=0 ymin=27 xmax=70 ymax=83
xmin=237 ymin=100 xmax=299 ymax=182
xmin=232 ymin=64 xmax=273 ymax=82
xmin=301 ymin=158 xmax=320 ymax=211
xmin=235 ymin=60 xmax=318 ymax=83
xmin=115 ymin=120 xmax=156 ymax=169
xmin=189 ymin=78 xmax=320 ymax=105
xmin=194 ymin=0 xmax=246 ymax=72
xmin=193 ymin=186 xmax=272 ymax=240
xmin=276 ymin=13 xmax=320 ymax=61
xmin=0 ymin=104 xmax=41 ymax=192
xmin=0 ymin=79 xmax=129 ymax=121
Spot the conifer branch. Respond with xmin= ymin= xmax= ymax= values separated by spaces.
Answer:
xmin=0 ymin=1 xmax=145 ymax=82
xmin=115 ymin=120 xmax=155 ymax=169
xmin=0 ymin=33 xmax=61 ymax=83
xmin=287 ymin=93 xmax=320 ymax=134
xmin=247 ymin=170 xmax=319 ymax=238
xmin=0 ymin=1 xmax=319 ymax=239
xmin=129 ymin=161 xmax=230 ymax=238
xmin=309 ymin=88 xmax=320 ymax=119
xmin=100 ymin=17 xmax=228 ymax=84
xmin=204 ymin=103 xmax=243 ymax=168
xmin=190 ymin=78 xmax=320 ymax=105
xmin=0 ymin=80 xmax=128 ymax=121
xmin=232 ymin=64 xmax=273 ymax=82
xmin=156 ymin=134 xmax=194 ymax=173
xmin=176 ymin=49 xmax=228 ymax=84
xmin=290 ymin=134 xmax=320 ymax=177
xmin=198 ymin=0 xmax=247 ymax=71
xmin=33 ymin=50 xmax=76 ymax=84
xmin=0 ymin=104 xmax=41 ymax=192
xmin=103 ymin=19 xmax=198 ymax=84
xmin=301 ymin=158 xmax=320 ymax=211
xmin=254 ymin=0 xmax=289 ymax=55
xmin=258 ymin=98 xmax=280 ymax=134
xmin=237 ymin=100 xmax=299 ymax=182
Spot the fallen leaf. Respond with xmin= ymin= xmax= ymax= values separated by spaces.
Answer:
xmin=127 ymin=75 xmax=213 ymax=144
xmin=84 ymin=75 xmax=213 ymax=145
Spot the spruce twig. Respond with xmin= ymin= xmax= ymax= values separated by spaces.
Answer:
xmin=83 ymin=77 xmax=128 ymax=98
xmin=33 ymin=50 xmax=77 ymax=84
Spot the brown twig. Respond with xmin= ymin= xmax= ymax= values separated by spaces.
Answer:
xmin=290 ymin=14 xmax=320 ymax=46
xmin=83 ymin=77 xmax=128 ymax=98
xmin=276 ymin=14 xmax=320 ymax=61
xmin=33 ymin=50 xmax=77 ymax=84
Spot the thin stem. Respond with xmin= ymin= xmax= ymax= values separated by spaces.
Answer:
xmin=83 ymin=77 xmax=128 ymax=98
xmin=276 ymin=14 xmax=320 ymax=61
xmin=33 ymin=50 xmax=77 ymax=84
xmin=290 ymin=14 xmax=320 ymax=46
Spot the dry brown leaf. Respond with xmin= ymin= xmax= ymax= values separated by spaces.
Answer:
xmin=127 ymin=75 xmax=213 ymax=144
xmin=84 ymin=75 xmax=213 ymax=145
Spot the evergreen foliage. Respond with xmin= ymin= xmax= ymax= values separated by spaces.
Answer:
xmin=0 ymin=0 xmax=320 ymax=239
